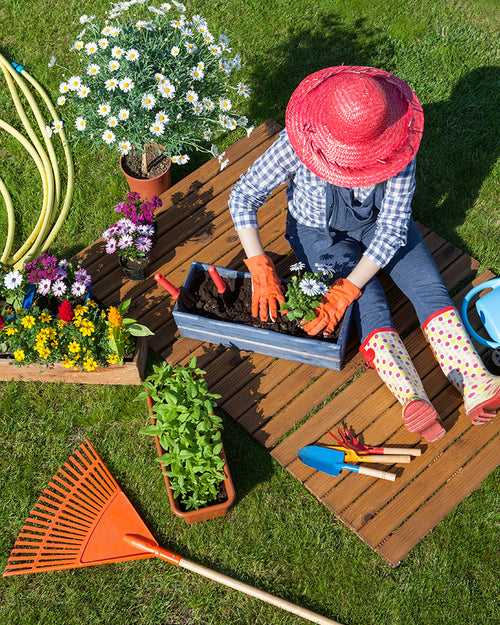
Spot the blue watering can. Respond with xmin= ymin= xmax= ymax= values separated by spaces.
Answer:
xmin=461 ymin=278 xmax=500 ymax=349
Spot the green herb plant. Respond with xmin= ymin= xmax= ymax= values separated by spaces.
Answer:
xmin=137 ymin=356 xmax=226 ymax=511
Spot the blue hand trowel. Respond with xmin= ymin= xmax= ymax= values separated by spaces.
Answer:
xmin=297 ymin=446 xmax=396 ymax=482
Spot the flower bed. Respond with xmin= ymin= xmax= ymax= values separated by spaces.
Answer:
xmin=0 ymin=252 xmax=153 ymax=382
xmin=0 ymin=336 xmax=148 ymax=384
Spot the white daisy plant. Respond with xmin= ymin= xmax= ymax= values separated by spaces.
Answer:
xmin=53 ymin=0 xmax=252 ymax=175
xmin=280 ymin=263 xmax=336 ymax=324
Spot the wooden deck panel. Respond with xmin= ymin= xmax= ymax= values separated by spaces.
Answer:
xmin=75 ymin=120 xmax=500 ymax=566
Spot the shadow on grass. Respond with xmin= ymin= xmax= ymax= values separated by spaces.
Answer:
xmin=415 ymin=66 xmax=500 ymax=250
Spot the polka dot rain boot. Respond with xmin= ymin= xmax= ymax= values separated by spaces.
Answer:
xmin=422 ymin=306 xmax=500 ymax=425
xmin=360 ymin=328 xmax=446 ymax=442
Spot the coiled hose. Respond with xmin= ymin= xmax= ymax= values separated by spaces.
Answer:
xmin=0 ymin=53 xmax=74 ymax=269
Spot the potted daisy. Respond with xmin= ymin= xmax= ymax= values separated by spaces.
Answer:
xmin=54 ymin=1 xmax=252 ymax=198
xmin=102 ymin=191 xmax=160 ymax=281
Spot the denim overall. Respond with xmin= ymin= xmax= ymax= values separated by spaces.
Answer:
xmin=285 ymin=183 xmax=452 ymax=342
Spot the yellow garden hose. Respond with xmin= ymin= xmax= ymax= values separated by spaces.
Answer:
xmin=0 ymin=53 xmax=74 ymax=269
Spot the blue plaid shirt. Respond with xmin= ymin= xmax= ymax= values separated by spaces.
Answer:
xmin=229 ymin=129 xmax=417 ymax=267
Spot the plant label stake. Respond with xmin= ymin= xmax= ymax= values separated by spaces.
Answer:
xmin=4 ymin=441 xmax=344 ymax=625
xmin=297 ymin=446 xmax=397 ymax=481
xmin=208 ymin=265 xmax=231 ymax=309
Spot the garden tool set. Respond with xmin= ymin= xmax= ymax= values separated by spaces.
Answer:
xmin=328 ymin=426 xmax=422 ymax=457
xmin=3 ymin=440 xmax=343 ymax=625
xmin=296 ymin=427 xmax=422 ymax=482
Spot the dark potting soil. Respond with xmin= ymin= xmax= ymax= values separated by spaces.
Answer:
xmin=177 ymin=270 xmax=341 ymax=342
xmin=121 ymin=146 xmax=170 ymax=179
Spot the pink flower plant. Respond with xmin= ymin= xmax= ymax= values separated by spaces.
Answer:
xmin=102 ymin=192 xmax=161 ymax=262
xmin=1 ymin=254 xmax=91 ymax=311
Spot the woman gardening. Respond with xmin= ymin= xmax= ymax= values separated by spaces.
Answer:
xmin=228 ymin=65 xmax=500 ymax=443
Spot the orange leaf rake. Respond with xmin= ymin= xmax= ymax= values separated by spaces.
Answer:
xmin=4 ymin=441 xmax=342 ymax=625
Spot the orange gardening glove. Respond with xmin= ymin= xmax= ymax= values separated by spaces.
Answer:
xmin=302 ymin=278 xmax=361 ymax=336
xmin=243 ymin=254 xmax=285 ymax=322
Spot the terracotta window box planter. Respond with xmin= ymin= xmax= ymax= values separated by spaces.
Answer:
xmin=0 ymin=337 xmax=148 ymax=385
xmin=146 ymin=394 xmax=236 ymax=524
xmin=172 ymin=262 xmax=353 ymax=371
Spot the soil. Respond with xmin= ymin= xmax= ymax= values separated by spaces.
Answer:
xmin=177 ymin=270 xmax=341 ymax=342
xmin=121 ymin=146 xmax=170 ymax=179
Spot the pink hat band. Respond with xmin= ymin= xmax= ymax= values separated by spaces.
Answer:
xmin=285 ymin=66 xmax=424 ymax=186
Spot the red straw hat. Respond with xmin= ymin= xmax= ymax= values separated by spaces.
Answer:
xmin=285 ymin=66 xmax=424 ymax=186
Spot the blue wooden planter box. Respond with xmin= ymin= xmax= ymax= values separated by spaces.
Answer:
xmin=172 ymin=262 xmax=353 ymax=371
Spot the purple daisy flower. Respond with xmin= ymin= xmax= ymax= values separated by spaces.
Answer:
xmin=118 ymin=234 xmax=134 ymax=249
xmin=52 ymin=280 xmax=67 ymax=297
xmin=71 ymin=281 xmax=86 ymax=297
xmin=117 ymin=218 xmax=136 ymax=234
xmin=137 ymin=224 xmax=155 ymax=236
xmin=136 ymin=236 xmax=152 ymax=253
xmin=75 ymin=268 xmax=91 ymax=286
xmin=38 ymin=278 xmax=52 ymax=295
xmin=106 ymin=238 xmax=117 ymax=254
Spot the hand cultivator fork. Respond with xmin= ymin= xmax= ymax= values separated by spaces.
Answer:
xmin=327 ymin=426 xmax=422 ymax=457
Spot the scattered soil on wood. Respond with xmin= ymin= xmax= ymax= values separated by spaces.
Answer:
xmin=121 ymin=146 xmax=170 ymax=179
xmin=177 ymin=270 xmax=341 ymax=342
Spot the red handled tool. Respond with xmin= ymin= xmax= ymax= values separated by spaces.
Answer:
xmin=208 ymin=265 xmax=231 ymax=308
xmin=154 ymin=273 xmax=197 ymax=306
xmin=328 ymin=427 xmax=422 ymax=457
xmin=154 ymin=273 xmax=180 ymax=299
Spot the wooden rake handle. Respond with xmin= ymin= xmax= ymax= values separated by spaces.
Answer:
xmin=124 ymin=535 xmax=343 ymax=625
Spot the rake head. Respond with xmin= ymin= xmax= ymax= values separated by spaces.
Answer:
xmin=3 ymin=440 xmax=157 ymax=577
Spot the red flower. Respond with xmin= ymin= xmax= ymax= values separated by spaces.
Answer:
xmin=58 ymin=299 xmax=74 ymax=323
xmin=0 ymin=315 xmax=4 ymax=331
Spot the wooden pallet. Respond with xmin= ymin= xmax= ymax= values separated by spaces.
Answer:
xmin=75 ymin=120 xmax=500 ymax=566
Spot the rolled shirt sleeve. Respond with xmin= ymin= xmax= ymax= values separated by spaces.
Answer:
xmin=363 ymin=156 xmax=417 ymax=267
xmin=229 ymin=129 xmax=300 ymax=230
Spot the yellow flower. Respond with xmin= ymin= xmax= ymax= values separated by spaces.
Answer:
xmin=74 ymin=305 xmax=85 ymax=318
xmin=39 ymin=312 xmax=52 ymax=323
xmin=62 ymin=356 xmax=73 ymax=369
xmin=13 ymin=350 xmax=25 ymax=362
xmin=107 ymin=306 xmax=122 ymax=328
xmin=50 ymin=340 xmax=58 ymax=349
xmin=68 ymin=341 xmax=81 ymax=354
xmin=79 ymin=319 xmax=95 ymax=337
xmin=107 ymin=353 xmax=119 ymax=364
xmin=5 ymin=327 xmax=18 ymax=336
xmin=21 ymin=315 xmax=36 ymax=329
xmin=72 ymin=317 xmax=82 ymax=328
xmin=37 ymin=346 xmax=51 ymax=359
xmin=83 ymin=356 xmax=98 ymax=371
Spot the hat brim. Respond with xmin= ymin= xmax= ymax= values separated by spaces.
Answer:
xmin=285 ymin=66 xmax=424 ymax=186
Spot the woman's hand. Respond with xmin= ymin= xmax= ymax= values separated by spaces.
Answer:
xmin=302 ymin=278 xmax=361 ymax=335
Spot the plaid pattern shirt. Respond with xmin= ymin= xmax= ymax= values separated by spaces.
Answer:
xmin=229 ymin=129 xmax=417 ymax=267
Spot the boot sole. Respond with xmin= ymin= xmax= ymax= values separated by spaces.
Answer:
xmin=403 ymin=400 xmax=446 ymax=442
xmin=468 ymin=387 xmax=500 ymax=425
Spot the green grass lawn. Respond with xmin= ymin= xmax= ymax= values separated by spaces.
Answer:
xmin=0 ymin=1 xmax=499 ymax=624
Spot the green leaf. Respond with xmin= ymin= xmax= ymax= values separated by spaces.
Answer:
xmin=126 ymin=322 xmax=154 ymax=337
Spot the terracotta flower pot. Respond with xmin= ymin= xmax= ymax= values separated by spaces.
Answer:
xmin=119 ymin=153 xmax=172 ymax=201
xmin=146 ymin=394 xmax=236 ymax=524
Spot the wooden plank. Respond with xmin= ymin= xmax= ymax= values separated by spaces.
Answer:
xmin=376 ymin=433 xmax=500 ymax=566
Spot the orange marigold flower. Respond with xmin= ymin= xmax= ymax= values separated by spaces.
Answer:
xmin=107 ymin=306 xmax=122 ymax=328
